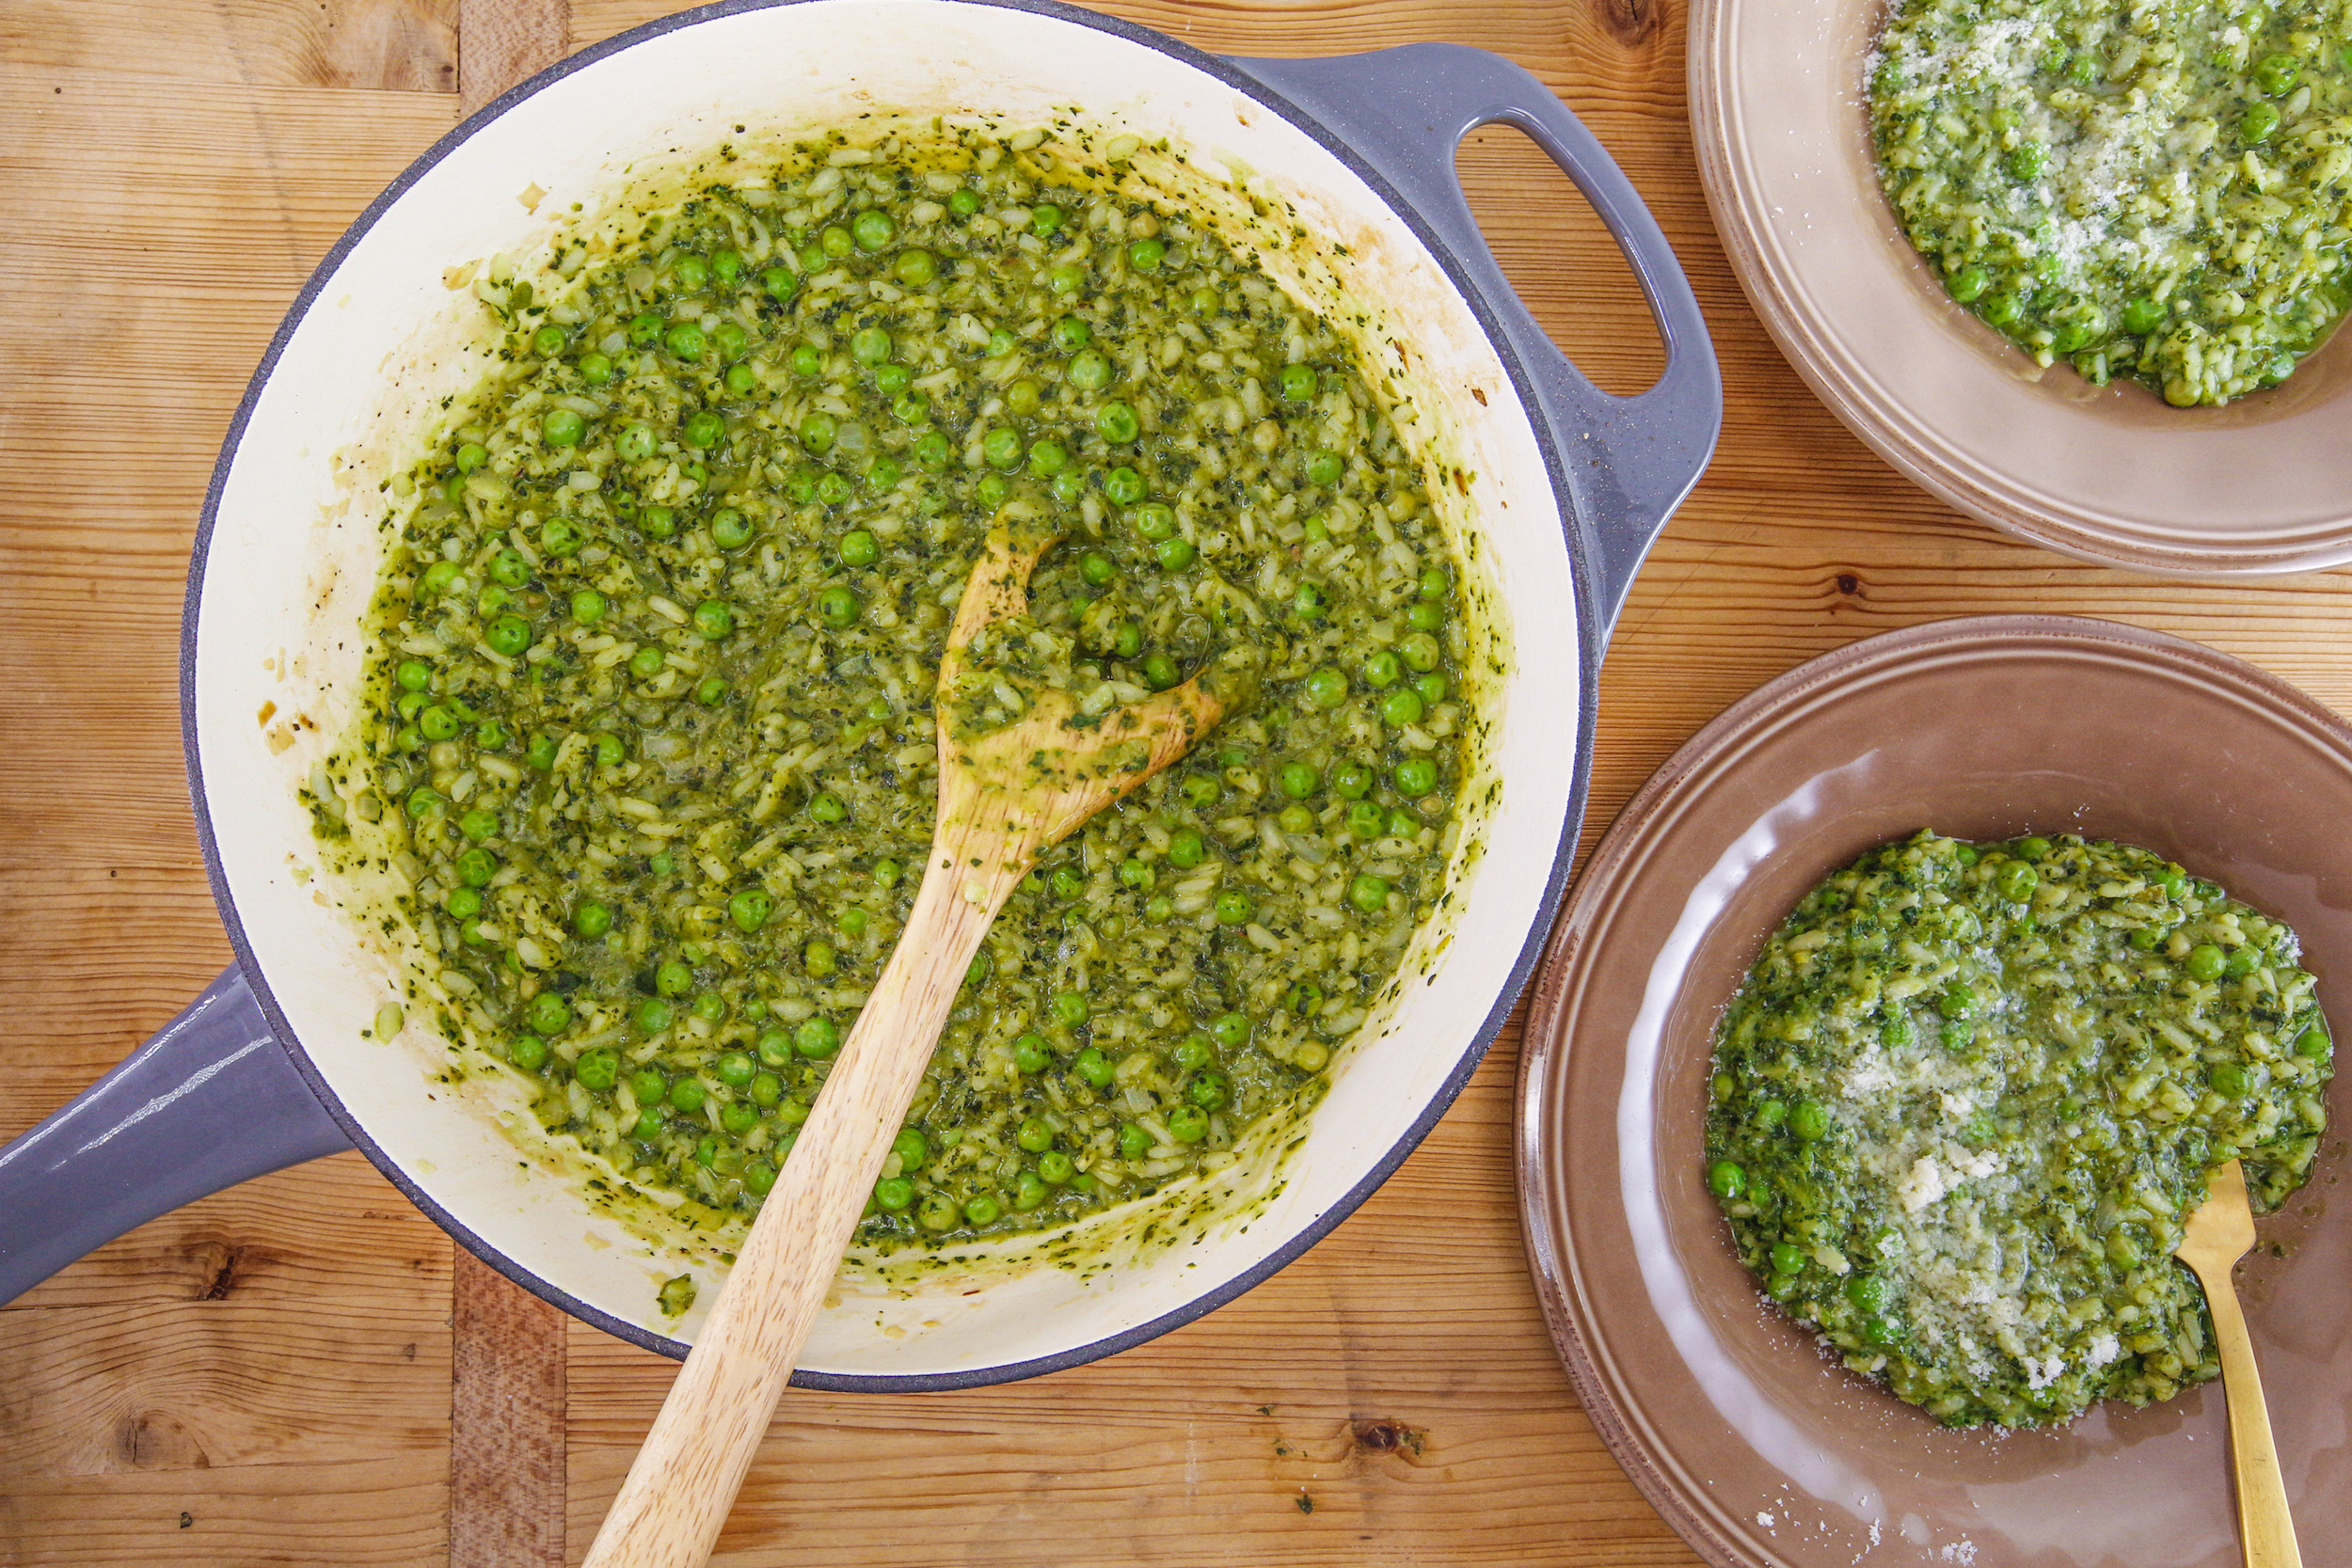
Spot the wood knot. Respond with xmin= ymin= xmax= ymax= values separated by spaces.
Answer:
xmin=1348 ymin=1417 xmax=1425 ymax=1456
xmin=1835 ymin=573 xmax=1863 ymax=596
xmin=1595 ymin=0 xmax=1665 ymax=48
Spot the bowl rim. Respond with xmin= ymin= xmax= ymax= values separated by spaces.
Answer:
xmin=1515 ymin=612 xmax=2352 ymax=1567
xmin=182 ymin=0 xmax=1608 ymax=1389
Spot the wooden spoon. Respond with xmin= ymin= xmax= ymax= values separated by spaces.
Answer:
xmin=2173 ymin=1158 xmax=2303 ymax=1568
xmin=580 ymin=519 xmax=1241 ymax=1568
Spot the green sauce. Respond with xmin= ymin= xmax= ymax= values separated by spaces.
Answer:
xmin=1872 ymin=1 xmax=2352 ymax=404
xmin=1707 ymin=831 xmax=2332 ymax=1428
xmin=325 ymin=127 xmax=1469 ymax=1251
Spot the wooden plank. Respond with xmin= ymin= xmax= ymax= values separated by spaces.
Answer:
xmin=1 ymin=0 xmax=459 ymax=92
xmin=460 ymin=0 xmax=570 ymax=113
xmin=450 ymin=1250 xmax=569 ymax=1568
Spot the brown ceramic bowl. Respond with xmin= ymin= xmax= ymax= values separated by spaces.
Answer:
xmin=1690 ymin=0 xmax=2352 ymax=574
xmin=1518 ymin=616 xmax=2352 ymax=1568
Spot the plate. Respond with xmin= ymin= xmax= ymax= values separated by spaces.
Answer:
xmin=1516 ymin=616 xmax=2352 ymax=1568
xmin=1689 ymin=0 xmax=2352 ymax=574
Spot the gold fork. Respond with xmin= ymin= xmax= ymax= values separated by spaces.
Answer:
xmin=2173 ymin=1159 xmax=2303 ymax=1568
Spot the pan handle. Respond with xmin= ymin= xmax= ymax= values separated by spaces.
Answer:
xmin=0 ymin=965 xmax=352 ymax=1305
xmin=1228 ymin=42 xmax=1721 ymax=641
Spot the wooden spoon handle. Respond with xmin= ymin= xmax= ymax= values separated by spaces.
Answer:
xmin=2190 ymin=1255 xmax=2303 ymax=1568
xmin=580 ymin=830 xmax=1009 ymax=1568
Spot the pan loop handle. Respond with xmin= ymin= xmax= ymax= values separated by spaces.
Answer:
xmin=1229 ymin=42 xmax=1722 ymax=644
xmin=0 ymin=964 xmax=351 ymax=1305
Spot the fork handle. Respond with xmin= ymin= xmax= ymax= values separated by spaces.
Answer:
xmin=580 ymin=810 xmax=1014 ymax=1568
xmin=2188 ymin=1255 xmax=2303 ymax=1568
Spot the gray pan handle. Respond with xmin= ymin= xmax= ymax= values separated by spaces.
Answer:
xmin=0 ymin=964 xmax=351 ymax=1305
xmin=1230 ymin=42 xmax=1722 ymax=641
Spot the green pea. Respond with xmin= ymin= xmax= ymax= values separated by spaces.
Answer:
xmin=847 ymin=209 xmax=894 ymax=251
xmin=639 ymin=504 xmax=676 ymax=539
xmin=628 ymin=646 xmax=666 ymax=680
xmin=793 ymin=408 xmax=837 ymax=454
xmin=1067 ymin=1046 xmax=1114 ymax=1089
xmin=538 ymin=406 xmax=585 ymax=447
xmin=1028 ymin=438 xmax=1070 ymax=477
xmin=796 ymin=1016 xmax=842 ymax=1057
xmin=984 ymin=327 xmax=1017 ymax=357
xmin=808 ymin=791 xmax=846 ymax=823
xmin=1168 ymin=1105 xmax=1210 ymax=1143
xmin=815 ymin=471 xmax=853 ymax=507
xmin=894 ymin=248 xmax=938 ymax=287
xmin=416 ymin=561 xmax=462 ymax=599
xmin=2295 ymin=1023 xmax=2331 ymax=1060
xmin=572 ymin=899 xmax=612 ymax=939
xmin=2006 ymin=142 xmax=2045 ymax=181
xmin=1271 ymin=761 xmax=1317 ymax=800
xmin=458 ymin=808 xmax=499 ymax=842
xmin=973 ymin=426 xmax=1018 ymax=470
xmin=1048 ymin=264 xmax=1086 ymax=294
xmin=525 ymin=733 xmax=559 ymax=770
xmin=1128 ymin=237 xmax=1166 ymax=270
xmin=917 ymin=1194 xmax=959 ymax=1232
xmin=509 ymin=1034 xmax=548 ymax=1071
xmin=595 ymin=732 xmax=626 ymax=767
xmin=1789 ymin=1101 xmax=1830 ymax=1140
xmin=1052 ymin=315 xmax=1092 ymax=351
xmin=1348 ymin=873 xmax=1391 ymax=915
xmin=652 ymin=959 xmax=693 ymax=997
xmin=666 ymin=1077 xmax=705 ymax=1115
xmin=873 ymin=1176 xmax=914 ymax=1211
xmin=637 ymin=997 xmax=674 ymax=1034
xmin=2185 ymin=943 xmax=2228 ymax=981
xmin=566 ymin=1047 xmax=617 ymax=1092
xmin=1380 ymin=688 xmax=1425 ymax=728
xmin=446 ymin=886 xmax=483 ymax=920
xmin=1042 ymin=990 xmax=1085 ymax=1029
xmin=1398 ymin=632 xmax=1441 ymax=673
xmin=818 ymin=586 xmax=861 ymax=628
xmin=2241 ymin=102 xmax=2281 ymax=143
xmin=712 ymin=320 xmax=748 ymax=361
xmin=419 ymin=705 xmax=459 ymax=741
xmin=1391 ymin=758 xmax=1438 ymax=799
xmin=1144 ymin=653 xmax=1177 ymax=688
xmin=453 ymin=441 xmax=488 ymax=473
xmin=1982 ymin=292 xmax=2024 ymax=329
xmin=2254 ymin=53 xmax=2300 ymax=95
xmin=2209 ymin=1060 xmax=2252 ymax=1097
xmin=1069 ymin=349 xmax=1112 ymax=390
xmin=1183 ymin=774 xmax=1220 ymax=809
xmin=1846 ymin=1273 xmax=1891 ymax=1314
xmin=1278 ymin=363 xmax=1317 ymax=401
xmin=1293 ymin=582 xmax=1327 ymax=620
xmin=1706 ymin=1160 xmax=1747 ymax=1200
xmin=486 ymin=613 xmax=535 ymax=658
xmin=1306 ymin=451 xmax=1342 ymax=486
xmin=2118 ymin=295 xmax=2164 ymax=335
xmin=962 ymin=1195 xmax=1002 ymax=1227
xmin=752 ymin=1030 xmax=794 ymax=1069
xmin=850 ymin=325 xmax=892 ymax=366
xmin=1215 ymin=890 xmax=1253 ymax=926
xmin=1038 ymin=1149 xmax=1076 ymax=1185
xmin=1118 ymin=1122 xmax=1151 ymax=1159
xmin=1168 ymin=828 xmax=1206 ymax=869
xmin=1275 ymin=803 xmax=1313 ymax=836
xmin=660 ymin=321 xmax=705 ymax=362
xmin=728 ymin=887 xmax=771 ymax=933
xmin=1188 ymin=1071 xmax=1227 ymax=1110
xmin=1048 ymin=865 xmax=1085 ymax=902
xmin=684 ymin=599 xmax=731 ymax=641
xmin=1105 ymin=467 xmax=1146 ymax=506
xmin=1154 ymin=536 xmax=1196 ymax=572
xmin=1343 ymin=801 xmax=1385 ymax=838
xmin=1096 ymin=402 xmax=1140 ymax=443
xmin=527 ymin=990 xmax=570 ymax=1037
xmin=1770 ymin=1241 xmax=1807 ymax=1275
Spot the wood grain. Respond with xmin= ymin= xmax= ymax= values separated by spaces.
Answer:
xmin=460 ymin=0 xmax=570 ymax=113
xmin=7 ymin=0 xmax=2352 ymax=1565
xmin=451 ymin=1250 xmax=569 ymax=1568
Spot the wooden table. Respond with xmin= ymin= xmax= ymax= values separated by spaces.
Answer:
xmin=7 ymin=2 xmax=2348 ymax=1563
